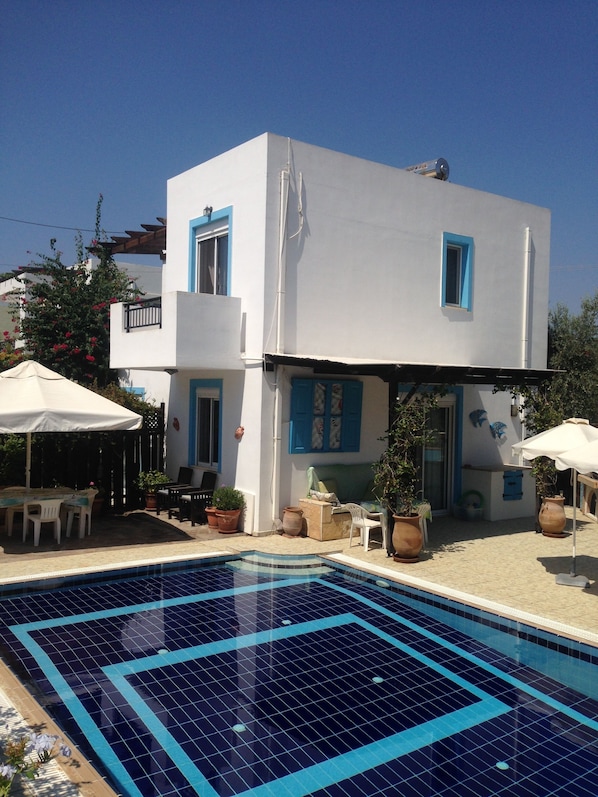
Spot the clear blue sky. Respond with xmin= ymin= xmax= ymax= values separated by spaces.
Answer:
xmin=2 ymin=0 xmax=596 ymax=311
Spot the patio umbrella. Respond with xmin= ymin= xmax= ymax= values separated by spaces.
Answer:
xmin=512 ymin=418 xmax=598 ymax=588
xmin=0 ymin=360 xmax=143 ymax=488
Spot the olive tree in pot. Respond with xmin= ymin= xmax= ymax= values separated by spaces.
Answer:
xmin=373 ymin=389 xmax=440 ymax=562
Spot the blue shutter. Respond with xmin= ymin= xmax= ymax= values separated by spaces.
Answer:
xmin=290 ymin=379 xmax=313 ymax=453
xmin=503 ymin=470 xmax=523 ymax=501
xmin=341 ymin=381 xmax=363 ymax=452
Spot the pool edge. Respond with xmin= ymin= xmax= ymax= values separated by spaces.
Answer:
xmin=326 ymin=552 xmax=598 ymax=648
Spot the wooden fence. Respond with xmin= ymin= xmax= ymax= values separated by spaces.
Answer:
xmin=0 ymin=405 xmax=165 ymax=512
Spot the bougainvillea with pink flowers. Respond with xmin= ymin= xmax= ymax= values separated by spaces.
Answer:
xmin=7 ymin=197 xmax=137 ymax=385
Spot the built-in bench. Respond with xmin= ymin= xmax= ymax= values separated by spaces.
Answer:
xmin=300 ymin=463 xmax=379 ymax=541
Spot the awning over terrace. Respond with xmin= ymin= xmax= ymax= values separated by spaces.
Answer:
xmin=263 ymin=353 xmax=556 ymax=387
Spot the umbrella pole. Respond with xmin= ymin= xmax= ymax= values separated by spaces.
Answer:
xmin=25 ymin=432 xmax=31 ymax=490
xmin=555 ymin=469 xmax=589 ymax=588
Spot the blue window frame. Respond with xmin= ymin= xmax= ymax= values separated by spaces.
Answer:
xmin=188 ymin=207 xmax=232 ymax=295
xmin=189 ymin=379 xmax=222 ymax=470
xmin=289 ymin=378 xmax=363 ymax=454
xmin=442 ymin=233 xmax=473 ymax=310
xmin=124 ymin=386 xmax=145 ymax=398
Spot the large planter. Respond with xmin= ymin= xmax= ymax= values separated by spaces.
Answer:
xmin=205 ymin=506 xmax=219 ymax=529
xmin=392 ymin=514 xmax=423 ymax=563
xmin=539 ymin=496 xmax=567 ymax=537
xmin=216 ymin=509 xmax=241 ymax=533
xmin=282 ymin=506 xmax=304 ymax=536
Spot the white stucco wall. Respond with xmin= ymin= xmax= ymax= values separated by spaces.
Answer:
xmin=261 ymin=135 xmax=550 ymax=370
xmin=113 ymin=133 xmax=551 ymax=531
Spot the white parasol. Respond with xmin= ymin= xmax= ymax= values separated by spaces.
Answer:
xmin=0 ymin=360 xmax=142 ymax=488
xmin=512 ymin=418 xmax=598 ymax=588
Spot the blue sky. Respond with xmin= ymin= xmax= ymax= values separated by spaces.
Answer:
xmin=2 ymin=0 xmax=596 ymax=311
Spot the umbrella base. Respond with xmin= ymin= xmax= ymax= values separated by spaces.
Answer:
xmin=555 ymin=572 xmax=590 ymax=588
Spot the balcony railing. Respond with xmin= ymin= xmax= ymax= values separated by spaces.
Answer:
xmin=124 ymin=297 xmax=162 ymax=332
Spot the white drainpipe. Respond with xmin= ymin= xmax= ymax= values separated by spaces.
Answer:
xmin=272 ymin=165 xmax=290 ymax=526
xmin=522 ymin=226 xmax=532 ymax=369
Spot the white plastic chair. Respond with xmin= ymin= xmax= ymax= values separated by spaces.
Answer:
xmin=23 ymin=499 xmax=63 ymax=547
xmin=2 ymin=487 xmax=26 ymax=536
xmin=343 ymin=502 xmax=386 ymax=552
xmin=64 ymin=489 xmax=98 ymax=539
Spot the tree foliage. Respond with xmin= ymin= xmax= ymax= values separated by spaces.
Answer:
xmin=502 ymin=292 xmax=598 ymax=498
xmin=8 ymin=197 xmax=138 ymax=386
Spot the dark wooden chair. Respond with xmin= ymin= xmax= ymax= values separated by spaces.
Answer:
xmin=173 ymin=471 xmax=217 ymax=524
xmin=156 ymin=467 xmax=194 ymax=515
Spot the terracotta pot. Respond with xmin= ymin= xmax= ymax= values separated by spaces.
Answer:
xmin=539 ymin=496 xmax=567 ymax=537
xmin=216 ymin=509 xmax=241 ymax=533
xmin=205 ymin=506 xmax=219 ymax=529
xmin=144 ymin=493 xmax=158 ymax=511
xmin=391 ymin=514 xmax=423 ymax=563
xmin=282 ymin=506 xmax=304 ymax=536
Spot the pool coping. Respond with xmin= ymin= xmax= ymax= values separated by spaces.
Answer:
xmin=325 ymin=552 xmax=598 ymax=648
xmin=0 ymin=661 xmax=118 ymax=797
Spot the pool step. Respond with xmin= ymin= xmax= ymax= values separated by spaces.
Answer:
xmin=227 ymin=552 xmax=333 ymax=577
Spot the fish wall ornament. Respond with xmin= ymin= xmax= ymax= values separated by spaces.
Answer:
xmin=490 ymin=421 xmax=507 ymax=439
xmin=469 ymin=409 xmax=488 ymax=427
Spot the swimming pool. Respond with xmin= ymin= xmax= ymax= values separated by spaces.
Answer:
xmin=0 ymin=552 xmax=597 ymax=796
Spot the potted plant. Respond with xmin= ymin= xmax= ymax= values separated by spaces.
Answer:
xmin=373 ymin=390 xmax=440 ymax=562
xmin=134 ymin=470 xmax=171 ymax=510
xmin=88 ymin=480 xmax=106 ymax=515
xmin=212 ymin=485 xmax=245 ymax=533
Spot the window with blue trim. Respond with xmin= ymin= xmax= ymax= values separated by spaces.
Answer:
xmin=124 ymin=386 xmax=145 ymax=398
xmin=189 ymin=380 xmax=222 ymax=469
xmin=442 ymin=233 xmax=473 ymax=310
xmin=189 ymin=208 xmax=232 ymax=295
xmin=289 ymin=379 xmax=363 ymax=454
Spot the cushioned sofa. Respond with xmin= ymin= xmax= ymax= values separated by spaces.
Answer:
xmin=300 ymin=463 xmax=380 ymax=541
xmin=306 ymin=463 xmax=377 ymax=504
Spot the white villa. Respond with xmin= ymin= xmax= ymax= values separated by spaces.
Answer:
xmin=110 ymin=133 xmax=553 ymax=533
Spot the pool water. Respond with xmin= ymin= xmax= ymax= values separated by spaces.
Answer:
xmin=1 ymin=553 xmax=597 ymax=797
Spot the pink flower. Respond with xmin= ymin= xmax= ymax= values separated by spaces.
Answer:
xmin=85 ymin=354 xmax=95 ymax=362
xmin=65 ymin=332 xmax=72 ymax=338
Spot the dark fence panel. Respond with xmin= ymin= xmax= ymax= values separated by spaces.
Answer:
xmin=0 ymin=405 xmax=165 ymax=511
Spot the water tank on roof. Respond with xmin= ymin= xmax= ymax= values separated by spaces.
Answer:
xmin=405 ymin=158 xmax=449 ymax=180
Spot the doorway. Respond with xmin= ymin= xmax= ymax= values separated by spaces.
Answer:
xmin=421 ymin=394 xmax=456 ymax=515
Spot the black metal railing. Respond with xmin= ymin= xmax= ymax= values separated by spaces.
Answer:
xmin=124 ymin=297 xmax=162 ymax=331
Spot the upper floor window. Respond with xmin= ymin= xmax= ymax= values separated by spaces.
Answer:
xmin=188 ymin=207 xmax=232 ymax=295
xmin=442 ymin=233 xmax=473 ymax=311
xmin=289 ymin=378 xmax=363 ymax=454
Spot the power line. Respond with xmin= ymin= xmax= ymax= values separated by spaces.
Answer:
xmin=0 ymin=215 xmax=124 ymax=234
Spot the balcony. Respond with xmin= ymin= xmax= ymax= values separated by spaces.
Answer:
xmin=110 ymin=291 xmax=244 ymax=371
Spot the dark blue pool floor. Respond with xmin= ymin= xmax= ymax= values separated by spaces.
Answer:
xmin=1 ymin=558 xmax=597 ymax=797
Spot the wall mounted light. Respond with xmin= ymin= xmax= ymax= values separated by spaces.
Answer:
xmin=203 ymin=205 xmax=213 ymax=217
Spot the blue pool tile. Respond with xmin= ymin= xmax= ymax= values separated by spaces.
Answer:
xmin=1 ymin=556 xmax=597 ymax=796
